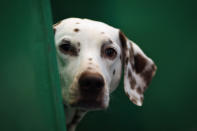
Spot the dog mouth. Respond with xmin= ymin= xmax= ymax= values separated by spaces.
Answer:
xmin=69 ymin=90 xmax=107 ymax=110
xmin=70 ymin=100 xmax=106 ymax=110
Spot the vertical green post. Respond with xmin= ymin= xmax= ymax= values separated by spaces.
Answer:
xmin=0 ymin=0 xmax=66 ymax=131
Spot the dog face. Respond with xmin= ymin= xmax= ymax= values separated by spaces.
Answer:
xmin=53 ymin=18 xmax=157 ymax=110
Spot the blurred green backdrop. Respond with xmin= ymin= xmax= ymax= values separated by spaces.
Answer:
xmin=0 ymin=0 xmax=66 ymax=131
xmin=51 ymin=0 xmax=197 ymax=131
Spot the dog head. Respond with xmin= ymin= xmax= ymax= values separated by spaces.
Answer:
xmin=53 ymin=18 xmax=157 ymax=110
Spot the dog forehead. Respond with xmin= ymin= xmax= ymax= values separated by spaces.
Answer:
xmin=55 ymin=18 xmax=120 ymax=43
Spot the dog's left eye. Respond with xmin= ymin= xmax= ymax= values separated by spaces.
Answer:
xmin=104 ymin=48 xmax=117 ymax=59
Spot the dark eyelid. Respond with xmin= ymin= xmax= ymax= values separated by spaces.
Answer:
xmin=103 ymin=42 xmax=116 ymax=51
xmin=102 ymin=39 xmax=117 ymax=52
xmin=59 ymin=39 xmax=78 ymax=56
xmin=101 ymin=40 xmax=114 ymax=50
xmin=60 ymin=39 xmax=78 ymax=49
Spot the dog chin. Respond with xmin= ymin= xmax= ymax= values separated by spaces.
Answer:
xmin=69 ymin=100 xmax=108 ymax=111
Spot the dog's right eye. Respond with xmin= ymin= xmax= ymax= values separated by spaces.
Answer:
xmin=59 ymin=40 xmax=78 ymax=56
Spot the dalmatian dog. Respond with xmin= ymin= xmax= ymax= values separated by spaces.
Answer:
xmin=53 ymin=18 xmax=157 ymax=131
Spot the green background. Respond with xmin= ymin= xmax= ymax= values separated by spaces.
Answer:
xmin=0 ymin=0 xmax=66 ymax=131
xmin=51 ymin=0 xmax=197 ymax=131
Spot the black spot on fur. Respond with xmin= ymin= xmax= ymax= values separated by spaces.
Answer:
xmin=125 ymin=57 xmax=129 ymax=64
xmin=142 ymin=64 xmax=157 ymax=86
xmin=130 ymin=77 xmax=136 ymax=89
xmin=134 ymin=53 xmax=147 ymax=73
xmin=74 ymin=28 xmax=80 ymax=32
xmin=119 ymin=31 xmax=129 ymax=67
xmin=128 ymin=70 xmax=132 ymax=78
xmin=113 ymin=70 xmax=116 ymax=75
xmin=119 ymin=31 xmax=127 ymax=50
xmin=136 ymin=87 xmax=143 ymax=94
xmin=129 ymin=42 xmax=134 ymax=61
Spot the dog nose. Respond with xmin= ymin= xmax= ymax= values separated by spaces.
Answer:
xmin=79 ymin=72 xmax=104 ymax=92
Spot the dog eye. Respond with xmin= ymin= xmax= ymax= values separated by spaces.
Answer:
xmin=59 ymin=40 xmax=78 ymax=56
xmin=104 ymin=48 xmax=117 ymax=59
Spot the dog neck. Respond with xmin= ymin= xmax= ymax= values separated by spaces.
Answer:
xmin=64 ymin=106 xmax=87 ymax=131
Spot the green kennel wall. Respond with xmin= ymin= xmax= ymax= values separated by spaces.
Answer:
xmin=51 ymin=0 xmax=197 ymax=131
xmin=0 ymin=0 xmax=66 ymax=131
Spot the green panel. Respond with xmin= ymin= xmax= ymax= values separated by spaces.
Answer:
xmin=0 ymin=0 xmax=66 ymax=131
xmin=51 ymin=0 xmax=197 ymax=131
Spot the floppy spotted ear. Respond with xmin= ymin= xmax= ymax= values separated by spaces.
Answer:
xmin=119 ymin=31 xmax=157 ymax=106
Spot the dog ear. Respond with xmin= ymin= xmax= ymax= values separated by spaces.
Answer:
xmin=119 ymin=31 xmax=157 ymax=106
xmin=53 ymin=20 xmax=62 ymax=34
